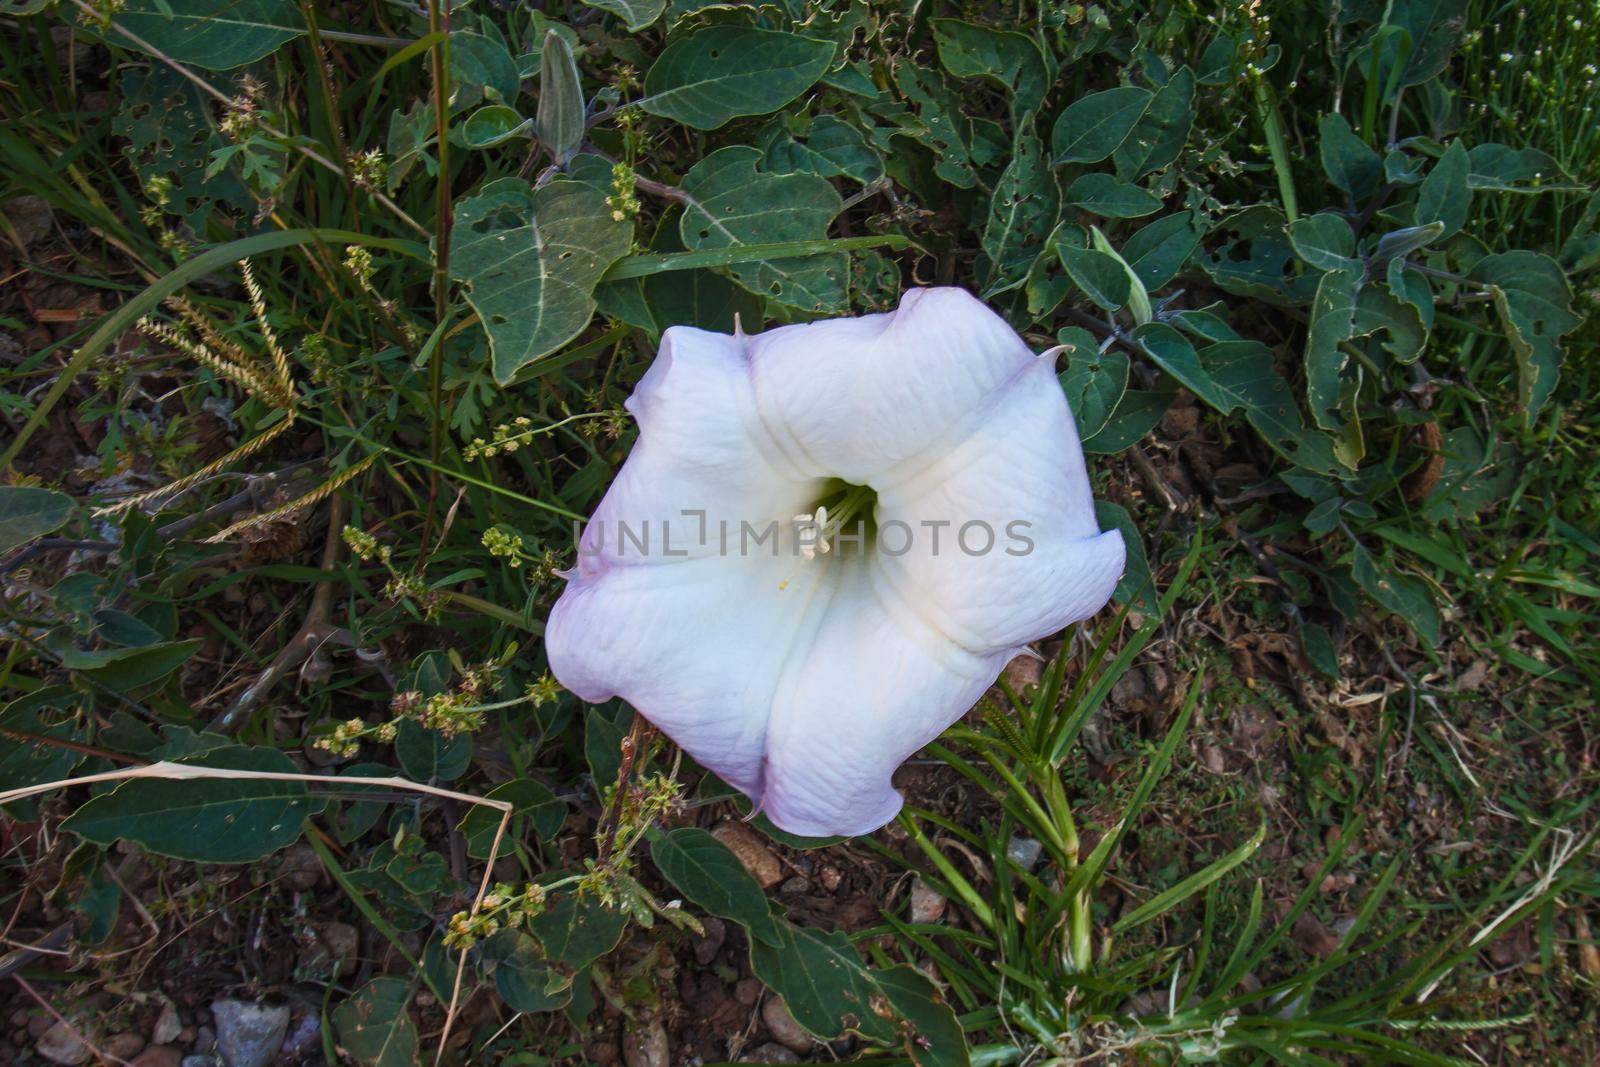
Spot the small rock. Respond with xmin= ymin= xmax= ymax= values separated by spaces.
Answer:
xmin=181 ymin=1057 xmax=223 ymax=1067
xmin=35 ymin=1020 xmax=93 ymax=1065
xmin=209 ymin=1000 xmax=289 ymax=1067
xmin=1 ymin=195 xmax=54 ymax=247
xmin=300 ymin=922 xmax=359 ymax=977
xmin=191 ymin=1026 xmax=214 ymax=1053
xmin=621 ymin=1019 xmax=669 ymax=1067
xmin=742 ymin=1043 xmax=800 ymax=1063
xmin=1001 ymin=652 xmax=1044 ymax=693
xmin=711 ymin=821 xmax=782 ymax=889
xmin=279 ymin=843 xmax=322 ymax=891
xmin=760 ymin=998 xmax=812 ymax=1054
xmin=152 ymin=1002 xmax=183 ymax=1046
xmin=132 ymin=1047 xmax=184 ymax=1067
xmin=693 ymin=916 xmax=727 ymax=965
xmin=1006 ymin=836 xmax=1042 ymax=871
xmin=584 ymin=1041 xmax=620 ymax=1066
xmin=106 ymin=1032 xmax=147 ymax=1058
xmin=734 ymin=977 xmax=763 ymax=1006
xmin=909 ymin=877 xmax=946 ymax=924
xmin=818 ymin=865 xmax=842 ymax=892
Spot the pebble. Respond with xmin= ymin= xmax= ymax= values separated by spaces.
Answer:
xmin=152 ymin=1002 xmax=183 ymax=1046
xmin=692 ymin=916 xmax=727 ymax=965
xmin=711 ymin=821 xmax=782 ymax=889
xmin=741 ymin=1043 xmax=799 ymax=1063
xmin=733 ymin=977 xmax=763 ymax=1007
xmin=621 ymin=1019 xmax=669 ymax=1067
xmin=1006 ymin=835 xmax=1043 ymax=872
xmin=132 ymin=1048 xmax=184 ymax=1067
xmin=105 ymin=1032 xmax=147 ymax=1058
xmin=279 ymin=843 xmax=323 ymax=891
xmin=209 ymin=1000 xmax=290 ymax=1067
xmin=760 ymin=997 xmax=813 ymax=1053
xmin=34 ymin=1020 xmax=92 ymax=1065
xmin=909 ymin=877 xmax=946 ymax=924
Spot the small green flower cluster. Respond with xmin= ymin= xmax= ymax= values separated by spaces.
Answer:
xmin=464 ymin=415 xmax=536 ymax=460
xmin=443 ymin=881 xmax=548 ymax=949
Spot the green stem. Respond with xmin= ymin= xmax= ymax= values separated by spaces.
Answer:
xmin=1255 ymin=77 xmax=1299 ymax=222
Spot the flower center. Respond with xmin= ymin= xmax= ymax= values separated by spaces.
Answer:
xmin=793 ymin=480 xmax=876 ymax=560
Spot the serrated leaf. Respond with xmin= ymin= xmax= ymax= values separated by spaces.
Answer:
xmin=61 ymin=745 xmax=326 ymax=863
xmin=450 ymin=172 xmax=632 ymax=384
xmin=110 ymin=0 xmax=302 ymax=70
xmin=0 ymin=486 xmax=72 ymax=555
xmin=1064 ymin=172 xmax=1162 ymax=218
xmin=1318 ymin=113 xmax=1382 ymax=200
xmin=1415 ymin=140 xmax=1469 ymax=238
xmin=930 ymin=18 xmax=1049 ymax=113
xmin=1113 ymin=67 xmax=1194 ymax=180
xmin=1470 ymin=251 xmax=1583 ymax=425
xmin=641 ymin=27 xmax=832 ymax=130
xmin=333 ymin=978 xmax=419 ymax=1067
xmin=578 ymin=0 xmax=664 ymax=31
xmin=1051 ymin=86 xmax=1151 ymax=165
xmin=678 ymin=146 xmax=845 ymax=312
xmin=1120 ymin=214 xmax=1197 ymax=291
xmin=651 ymin=827 xmax=783 ymax=945
xmin=979 ymin=114 xmax=1058 ymax=295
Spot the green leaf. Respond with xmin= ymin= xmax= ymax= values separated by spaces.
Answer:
xmin=535 ymin=31 xmax=585 ymax=163
xmin=641 ymin=27 xmax=833 ymax=130
xmin=1053 ymin=230 xmax=1129 ymax=312
xmin=481 ymin=930 xmax=571 ymax=1012
xmin=1467 ymin=144 xmax=1583 ymax=193
xmin=763 ymin=115 xmax=883 ymax=184
xmin=1120 ymin=214 xmax=1197 ymax=291
xmin=450 ymin=171 xmax=632 ymax=384
xmin=979 ymin=114 xmax=1058 ymax=296
xmin=678 ymin=146 xmax=846 ymax=313
xmin=1287 ymin=212 xmax=1358 ymax=271
xmin=61 ymin=745 xmax=326 ymax=863
xmin=0 ymin=689 xmax=84 ymax=815
xmin=1114 ymin=67 xmax=1194 ymax=180
xmin=1415 ymin=140 xmax=1470 ymax=238
xmin=460 ymin=105 xmax=530 ymax=149
xmin=1470 ymin=251 xmax=1583 ymax=426
xmin=749 ymin=924 xmax=969 ymax=1066
xmin=529 ymin=890 xmax=628 ymax=969
xmin=0 ymin=486 xmax=72 ymax=555
xmin=1380 ymin=0 xmax=1467 ymax=87
xmin=650 ymin=827 xmax=783 ymax=946
xmin=1199 ymin=205 xmax=1319 ymax=304
xmin=930 ymin=18 xmax=1049 ymax=113
xmin=1354 ymin=285 xmax=1427 ymax=363
xmin=1352 ymin=543 xmax=1440 ymax=646
xmin=1064 ymin=173 xmax=1162 ymax=218
xmin=1051 ymin=86 xmax=1151 ymax=165
xmin=110 ymin=0 xmax=303 ymax=70
xmin=578 ymin=0 xmax=664 ymax=31
xmin=394 ymin=719 xmax=473 ymax=782
xmin=1082 ymin=388 xmax=1173 ymax=454
xmin=1373 ymin=221 xmax=1446 ymax=265
xmin=1095 ymin=500 xmax=1156 ymax=612
xmin=1057 ymin=328 xmax=1127 ymax=439
xmin=1318 ymin=113 xmax=1382 ymax=200
xmin=459 ymin=779 xmax=565 ymax=858
xmin=1088 ymin=225 xmax=1151 ymax=324
xmin=1304 ymin=263 xmax=1365 ymax=432
xmin=451 ymin=31 xmax=522 ymax=106
xmin=332 ymin=978 xmax=420 ymax=1067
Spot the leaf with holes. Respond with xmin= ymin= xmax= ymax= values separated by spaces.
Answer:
xmin=450 ymin=170 xmax=632 ymax=384
xmin=1470 ymin=251 xmax=1583 ymax=426
xmin=931 ymin=18 xmax=1050 ymax=113
xmin=979 ymin=114 xmax=1058 ymax=296
xmin=677 ymin=146 xmax=845 ymax=313
xmin=642 ymin=27 xmax=833 ymax=130
xmin=332 ymin=978 xmax=419 ymax=1067
xmin=1114 ymin=67 xmax=1194 ymax=180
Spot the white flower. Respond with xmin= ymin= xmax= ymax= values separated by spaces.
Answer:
xmin=546 ymin=288 xmax=1125 ymax=837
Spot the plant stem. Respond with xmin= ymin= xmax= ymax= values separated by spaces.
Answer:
xmin=1255 ymin=77 xmax=1299 ymax=222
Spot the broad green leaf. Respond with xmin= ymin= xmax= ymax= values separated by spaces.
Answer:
xmin=579 ymin=0 xmax=664 ymax=31
xmin=1055 ymin=240 xmax=1129 ymax=312
xmin=641 ymin=27 xmax=832 ymax=130
xmin=1467 ymin=144 xmax=1583 ymax=193
xmin=1304 ymin=263 xmax=1365 ymax=432
xmin=749 ymin=924 xmax=969 ymax=1066
xmin=111 ymin=0 xmax=302 ymax=70
xmin=1114 ymin=67 xmax=1194 ymax=180
xmin=1057 ymin=327 xmax=1126 ymax=439
xmin=763 ymin=115 xmax=883 ymax=184
xmin=1120 ymin=213 xmax=1197 ymax=290
xmin=1352 ymin=543 xmax=1440 ymax=646
xmin=878 ymin=65 xmax=999 ymax=189
xmin=1200 ymin=205 xmax=1319 ymax=304
xmin=61 ymin=745 xmax=326 ymax=863
xmin=1051 ymin=86 xmax=1151 ymax=165
xmin=1318 ymin=113 xmax=1382 ymax=200
xmin=0 ymin=486 xmax=72 ymax=555
xmin=535 ymin=31 xmax=585 ymax=163
xmin=1373 ymin=221 xmax=1446 ymax=265
xmin=461 ymin=105 xmax=530 ymax=149
xmin=332 ymin=978 xmax=419 ymax=1067
xmin=1095 ymin=499 xmax=1156 ymax=611
xmin=1415 ymin=140 xmax=1469 ymax=238
xmin=395 ymin=719 xmax=473 ymax=782
xmin=678 ymin=146 xmax=845 ymax=312
xmin=1082 ymin=389 xmax=1173 ymax=454
xmin=1470 ymin=251 xmax=1583 ymax=426
xmin=650 ymin=827 xmax=783 ymax=946
xmin=1354 ymin=285 xmax=1427 ymax=363
xmin=979 ymin=114 xmax=1058 ymax=296
xmin=450 ymin=172 xmax=632 ymax=383
xmin=481 ymin=930 xmax=570 ymax=1012
xmin=459 ymin=779 xmax=565 ymax=858
xmin=529 ymin=890 xmax=628 ymax=969
xmin=1064 ymin=173 xmax=1162 ymax=218
xmin=1379 ymin=0 xmax=1467 ymax=87
xmin=1288 ymin=212 xmax=1359 ymax=271
xmin=1088 ymin=225 xmax=1151 ymax=324
xmin=930 ymin=18 xmax=1049 ymax=112
xmin=0 ymin=689 xmax=84 ymax=814
xmin=451 ymin=31 xmax=522 ymax=106
xmin=45 ymin=631 xmax=203 ymax=690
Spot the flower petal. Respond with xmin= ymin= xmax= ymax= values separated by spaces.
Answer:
xmin=747 ymin=288 xmax=1035 ymax=484
xmin=759 ymin=552 xmax=1009 ymax=837
xmin=874 ymin=354 xmax=1125 ymax=653
xmin=548 ymin=546 xmax=829 ymax=796
xmin=574 ymin=325 xmax=815 ymax=576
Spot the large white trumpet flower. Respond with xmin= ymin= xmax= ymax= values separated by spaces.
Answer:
xmin=547 ymin=288 xmax=1126 ymax=837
